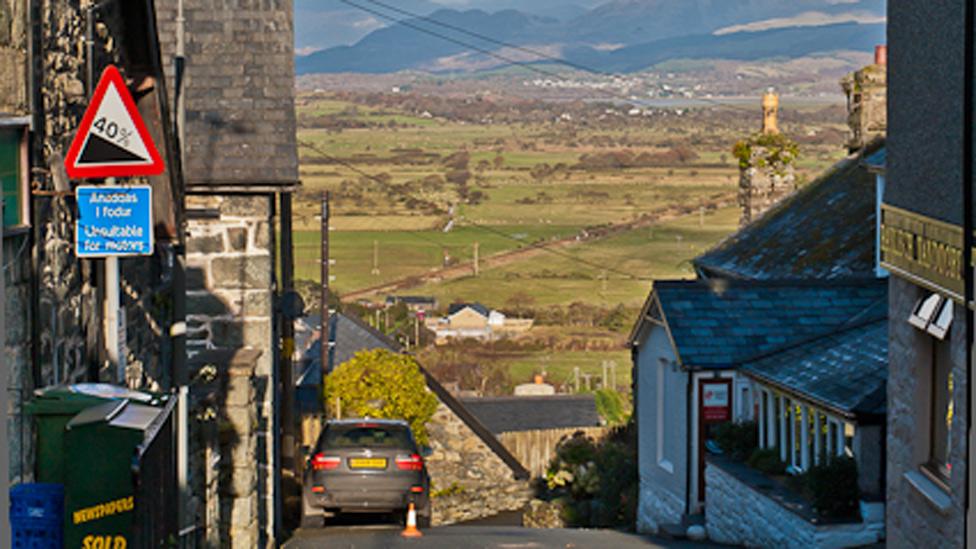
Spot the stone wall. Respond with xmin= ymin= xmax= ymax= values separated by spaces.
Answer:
xmin=425 ymin=402 xmax=532 ymax=525
xmin=636 ymin=473 xmax=684 ymax=534
xmin=0 ymin=0 xmax=27 ymax=114
xmin=185 ymin=193 xmax=276 ymax=547
xmin=188 ymin=349 xmax=262 ymax=548
xmin=706 ymin=462 xmax=884 ymax=548
xmin=886 ymin=276 xmax=967 ymax=548
xmin=5 ymin=232 xmax=32 ymax=484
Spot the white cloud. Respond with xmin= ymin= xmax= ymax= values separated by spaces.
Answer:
xmin=714 ymin=11 xmax=885 ymax=35
xmin=295 ymin=46 xmax=324 ymax=56
xmin=351 ymin=15 xmax=383 ymax=29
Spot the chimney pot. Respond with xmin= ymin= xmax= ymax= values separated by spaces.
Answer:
xmin=875 ymin=45 xmax=887 ymax=66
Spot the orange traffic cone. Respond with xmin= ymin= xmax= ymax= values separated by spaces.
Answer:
xmin=401 ymin=502 xmax=423 ymax=538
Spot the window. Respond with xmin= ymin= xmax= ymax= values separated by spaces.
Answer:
xmin=929 ymin=337 xmax=953 ymax=482
xmin=0 ymin=125 xmax=28 ymax=228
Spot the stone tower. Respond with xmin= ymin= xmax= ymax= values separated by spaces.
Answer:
xmin=735 ymin=90 xmax=797 ymax=227
xmin=761 ymin=89 xmax=779 ymax=135
xmin=841 ymin=45 xmax=887 ymax=153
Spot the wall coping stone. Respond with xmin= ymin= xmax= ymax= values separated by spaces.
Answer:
xmin=707 ymin=455 xmax=864 ymax=526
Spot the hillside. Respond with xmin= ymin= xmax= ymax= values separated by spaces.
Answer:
xmin=296 ymin=0 xmax=886 ymax=75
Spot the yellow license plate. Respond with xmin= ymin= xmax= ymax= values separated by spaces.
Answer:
xmin=349 ymin=458 xmax=387 ymax=469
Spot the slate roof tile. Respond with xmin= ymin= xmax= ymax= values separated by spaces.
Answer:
xmin=741 ymin=320 xmax=888 ymax=419
xmin=647 ymin=278 xmax=887 ymax=369
xmin=459 ymin=395 xmax=603 ymax=434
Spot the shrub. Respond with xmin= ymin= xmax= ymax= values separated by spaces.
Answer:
xmin=543 ymin=423 xmax=637 ymax=528
xmin=324 ymin=349 xmax=439 ymax=445
xmin=594 ymin=389 xmax=626 ymax=425
xmin=714 ymin=421 xmax=758 ymax=461
xmin=747 ymin=448 xmax=786 ymax=475
xmin=804 ymin=456 xmax=860 ymax=520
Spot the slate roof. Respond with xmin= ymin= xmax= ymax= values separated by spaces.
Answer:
xmin=693 ymin=141 xmax=884 ymax=280
xmin=296 ymin=312 xmax=401 ymax=387
xmin=154 ymin=0 xmax=299 ymax=189
xmin=448 ymin=303 xmax=490 ymax=317
xmin=459 ymin=395 xmax=603 ymax=434
xmin=741 ymin=319 xmax=888 ymax=421
xmin=632 ymin=278 xmax=887 ymax=370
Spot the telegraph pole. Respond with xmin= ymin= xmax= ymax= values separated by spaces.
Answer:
xmin=473 ymin=242 xmax=480 ymax=276
xmin=371 ymin=240 xmax=379 ymax=275
xmin=320 ymin=192 xmax=331 ymax=414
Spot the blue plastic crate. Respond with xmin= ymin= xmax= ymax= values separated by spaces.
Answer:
xmin=10 ymin=484 xmax=63 ymax=549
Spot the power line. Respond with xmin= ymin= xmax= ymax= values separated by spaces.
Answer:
xmin=339 ymin=0 xmax=757 ymax=113
xmin=297 ymin=139 xmax=655 ymax=281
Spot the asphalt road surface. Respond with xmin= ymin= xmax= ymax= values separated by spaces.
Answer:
xmin=285 ymin=520 xmax=722 ymax=549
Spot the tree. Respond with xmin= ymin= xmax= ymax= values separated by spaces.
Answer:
xmin=324 ymin=349 xmax=440 ymax=445
xmin=443 ymin=150 xmax=470 ymax=170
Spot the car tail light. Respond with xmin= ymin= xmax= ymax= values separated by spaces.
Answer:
xmin=410 ymin=486 xmax=424 ymax=493
xmin=311 ymin=486 xmax=325 ymax=493
xmin=312 ymin=453 xmax=340 ymax=470
xmin=396 ymin=453 xmax=424 ymax=471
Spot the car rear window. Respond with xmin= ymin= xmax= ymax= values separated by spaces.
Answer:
xmin=320 ymin=424 xmax=414 ymax=450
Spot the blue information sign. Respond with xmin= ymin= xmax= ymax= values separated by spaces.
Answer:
xmin=75 ymin=185 xmax=154 ymax=257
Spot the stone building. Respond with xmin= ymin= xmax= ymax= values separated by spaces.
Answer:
xmin=1 ymin=0 xmax=299 ymax=545
xmin=152 ymin=0 xmax=300 ymax=546
xmin=630 ymin=278 xmax=886 ymax=534
xmin=1 ymin=0 xmax=184 ymax=490
xmin=880 ymin=3 xmax=971 ymax=547
xmin=841 ymin=45 xmax=887 ymax=154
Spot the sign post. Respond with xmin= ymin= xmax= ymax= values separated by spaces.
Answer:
xmin=65 ymin=65 xmax=164 ymax=383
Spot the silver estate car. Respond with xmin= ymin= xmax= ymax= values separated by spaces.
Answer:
xmin=302 ymin=418 xmax=431 ymax=527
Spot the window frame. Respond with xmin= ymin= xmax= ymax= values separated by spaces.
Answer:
xmin=0 ymin=121 xmax=30 ymax=232
xmin=925 ymin=331 xmax=953 ymax=487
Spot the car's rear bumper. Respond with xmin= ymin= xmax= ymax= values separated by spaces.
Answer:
xmin=308 ymin=489 xmax=428 ymax=513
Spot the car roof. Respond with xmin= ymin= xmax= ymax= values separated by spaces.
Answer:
xmin=326 ymin=418 xmax=410 ymax=427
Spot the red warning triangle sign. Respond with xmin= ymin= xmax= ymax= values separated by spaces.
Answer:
xmin=64 ymin=65 xmax=165 ymax=179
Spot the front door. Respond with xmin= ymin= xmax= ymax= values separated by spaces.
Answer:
xmin=697 ymin=378 xmax=733 ymax=503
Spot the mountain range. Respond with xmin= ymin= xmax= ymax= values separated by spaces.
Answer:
xmin=296 ymin=0 xmax=886 ymax=75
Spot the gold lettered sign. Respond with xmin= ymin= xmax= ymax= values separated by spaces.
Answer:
xmin=880 ymin=204 xmax=967 ymax=300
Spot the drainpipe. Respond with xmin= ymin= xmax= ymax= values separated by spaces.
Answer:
xmin=172 ymin=0 xmax=192 ymax=541
xmin=684 ymin=367 xmax=693 ymax=517
xmin=964 ymin=0 xmax=975 ymax=543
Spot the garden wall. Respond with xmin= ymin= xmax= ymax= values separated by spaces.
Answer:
xmin=706 ymin=461 xmax=884 ymax=548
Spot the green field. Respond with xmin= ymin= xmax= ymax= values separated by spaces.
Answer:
xmin=293 ymin=224 xmax=575 ymax=293
xmin=295 ymin=92 xmax=848 ymax=394
xmin=506 ymin=350 xmax=633 ymax=392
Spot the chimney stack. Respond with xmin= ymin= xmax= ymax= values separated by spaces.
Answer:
xmin=840 ymin=45 xmax=887 ymax=153
xmin=761 ymin=89 xmax=779 ymax=135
